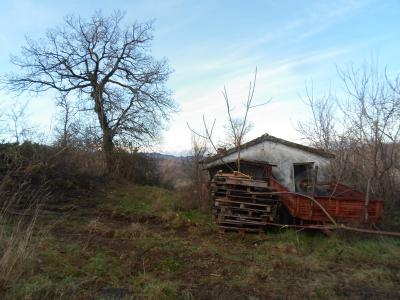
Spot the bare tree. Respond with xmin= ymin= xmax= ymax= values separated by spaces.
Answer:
xmin=54 ymin=94 xmax=76 ymax=148
xmin=298 ymin=61 xmax=400 ymax=213
xmin=223 ymin=118 xmax=253 ymax=148
xmin=337 ymin=62 xmax=400 ymax=207
xmin=187 ymin=115 xmax=234 ymax=169
xmin=222 ymin=68 xmax=271 ymax=171
xmin=189 ymin=68 xmax=269 ymax=173
xmin=5 ymin=100 xmax=33 ymax=144
xmin=296 ymin=84 xmax=336 ymax=151
xmin=5 ymin=11 xmax=175 ymax=171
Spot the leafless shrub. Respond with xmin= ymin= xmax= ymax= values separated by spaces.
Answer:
xmin=176 ymin=134 xmax=210 ymax=211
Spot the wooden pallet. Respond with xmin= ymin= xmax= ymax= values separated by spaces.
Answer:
xmin=211 ymin=172 xmax=280 ymax=233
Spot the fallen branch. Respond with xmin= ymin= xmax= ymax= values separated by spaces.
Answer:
xmin=264 ymin=222 xmax=400 ymax=238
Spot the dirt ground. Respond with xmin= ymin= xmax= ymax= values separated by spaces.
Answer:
xmin=3 ymin=183 xmax=400 ymax=299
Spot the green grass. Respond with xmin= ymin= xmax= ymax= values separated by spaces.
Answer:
xmin=132 ymin=274 xmax=181 ymax=300
xmin=106 ymin=185 xmax=177 ymax=214
xmin=180 ymin=210 xmax=212 ymax=224
xmin=3 ymin=183 xmax=400 ymax=299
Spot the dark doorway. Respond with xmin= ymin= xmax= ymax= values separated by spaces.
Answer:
xmin=293 ymin=162 xmax=314 ymax=194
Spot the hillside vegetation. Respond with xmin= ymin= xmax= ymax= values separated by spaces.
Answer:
xmin=2 ymin=183 xmax=399 ymax=300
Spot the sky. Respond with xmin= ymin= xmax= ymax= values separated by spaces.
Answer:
xmin=0 ymin=0 xmax=399 ymax=154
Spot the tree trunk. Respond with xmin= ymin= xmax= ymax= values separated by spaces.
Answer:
xmin=93 ymin=88 xmax=115 ymax=173
xmin=103 ymin=128 xmax=114 ymax=173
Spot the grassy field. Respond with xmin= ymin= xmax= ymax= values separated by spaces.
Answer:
xmin=2 ymin=184 xmax=400 ymax=299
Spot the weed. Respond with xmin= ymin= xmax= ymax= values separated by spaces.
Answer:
xmin=12 ymin=275 xmax=54 ymax=299
xmin=87 ymin=219 xmax=114 ymax=237
xmin=84 ymin=253 xmax=110 ymax=277
xmin=133 ymin=274 xmax=179 ymax=300
xmin=180 ymin=210 xmax=212 ymax=225
xmin=160 ymin=257 xmax=184 ymax=274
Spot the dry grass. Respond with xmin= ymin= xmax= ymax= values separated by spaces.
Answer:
xmin=0 ymin=145 xmax=48 ymax=293
xmin=2 ymin=183 xmax=400 ymax=299
xmin=0 ymin=214 xmax=36 ymax=290
xmin=0 ymin=192 xmax=42 ymax=291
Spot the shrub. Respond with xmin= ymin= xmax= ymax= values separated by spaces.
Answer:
xmin=113 ymin=150 xmax=161 ymax=185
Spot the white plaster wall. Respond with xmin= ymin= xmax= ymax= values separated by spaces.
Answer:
xmin=206 ymin=141 xmax=331 ymax=191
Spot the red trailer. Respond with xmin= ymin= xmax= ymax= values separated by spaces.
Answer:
xmin=269 ymin=177 xmax=384 ymax=225
xmin=209 ymin=169 xmax=384 ymax=233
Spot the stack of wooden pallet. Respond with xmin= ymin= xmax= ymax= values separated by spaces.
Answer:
xmin=211 ymin=172 xmax=280 ymax=233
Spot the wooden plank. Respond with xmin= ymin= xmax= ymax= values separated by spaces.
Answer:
xmin=212 ymin=192 xmax=279 ymax=201
xmin=212 ymin=187 xmax=276 ymax=193
xmin=218 ymin=214 xmax=265 ymax=221
xmin=214 ymin=206 xmax=273 ymax=213
xmin=213 ymin=185 xmax=277 ymax=193
xmin=218 ymin=226 xmax=263 ymax=233
xmin=222 ymin=178 xmax=271 ymax=188
xmin=215 ymin=198 xmax=275 ymax=208
xmin=216 ymin=219 xmax=267 ymax=226
xmin=213 ymin=190 xmax=278 ymax=197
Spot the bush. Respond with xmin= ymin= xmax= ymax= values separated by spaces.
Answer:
xmin=0 ymin=142 xmax=166 ymax=208
xmin=113 ymin=150 xmax=161 ymax=186
xmin=175 ymin=155 xmax=210 ymax=212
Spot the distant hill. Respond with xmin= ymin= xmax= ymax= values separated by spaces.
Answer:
xmin=146 ymin=152 xmax=186 ymax=161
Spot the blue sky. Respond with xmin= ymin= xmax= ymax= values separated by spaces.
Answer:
xmin=0 ymin=0 xmax=399 ymax=153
